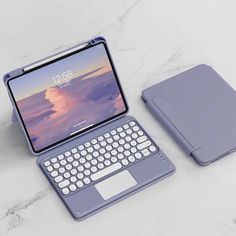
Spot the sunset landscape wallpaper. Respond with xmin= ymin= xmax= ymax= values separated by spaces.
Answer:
xmin=9 ymin=44 xmax=126 ymax=151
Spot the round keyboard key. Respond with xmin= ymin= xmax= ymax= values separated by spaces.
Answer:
xmin=113 ymin=135 xmax=119 ymax=141
xmin=66 ymin=164 xmax=72 ymax=170
xmin=94 ymin=144 xmax=100 ymax=150
xmin=149 ymin=145 xmax=157 ymax=152
xmin=79 ymin=157 xmax=86 ymax=164
xmin=81 ymin=150 xmax=87 ymax=156
xmin=51 ymin=158 xmax=57 ymax=163
xmin=120 ymin=132 xmax=126 ymax=138
xmin=104 ymin=153 xmax=111 ymax=159
xmin=57 ymin=154 xmax=64 ymax=160
xmin=70 ymin=176 xmax=77 ymax=183
xmin=98 ymin=156 xmax=104 ymax=162
xmin=118 ymin=153 xmax=124 ymax=160
xmin=104 ymin=160 xmax=111 ymax=166
xmin=105 ymin=145 xmax=112 ymax=151
xmin=133 ymin=126 xmax=139 ymax=132
xmin=62 ymin=188 xmax=69 ymax=195
xmin=111 ymin=157 xmax=118 ymax=163
xmin=117 ymin=127 xmax=123 ymax=132
xmin=124 ymin=150 xmax=131 ymax=156
xmin=67 ymin=156 xmax=73 ymax=162
xmin=128 ymin=156 xmax=135 ymax=162
xmin=119 ymin=139 xmax=125 ymax=145
xmin=71 ymin=148 xmax=77 ymax=154
xmin=51 ymin=171 xmax=58 ymax=177
xmin=70 ymin=169 xmax=77 ymax=175
xmin=107 ymin=138 xmax=113 ymax=144
xmin=123 ymin=124 xmax=129 ymax=129
xmin=64 ymin=172 xmax=70 ymax=178
xmin=65 ymin=151 xmax=71 ymax=157
xmin=59 ymin=167 xmax=65 ymax=174
xmin=126 ymin=129 xmax=132 ymax=135
xmin=72 ymin=160 xmax=79 ymax=167
xmin=132 ymin=133 xmax=138 ymax=139
xmin=104 ymin=133 xmax=110 ymax=138
xmin=118 ymin=146 xmax=124 ymax=153
xmin=111 ymin=150 xmax=117 ymax=156
xmin=69 ymin=184 xmax=76 ymax=191
xmin=74 ymin=153 xmax=80 ymax=159
xmin=78 ymin=145 xmax=84 ymax=151
xmin=91 ymin=139 xmax=97 ymax=144
xmin=77 ymin=173 xmax=84 ymax=179
xmin=91 ymin=166 xmax=97 ymax=173
xmin=138 ymin=130 xmax=144 ymax=136
xmin=47 ymin=166 xmax=53 ymax=172
xmin=77 ymin=166 xmax=84 ymax=172
xmin=84 ymin=169 xmax=91 ymax=176
xmin=131 ymin=147 xmax=137 ymax=153
xmin=87 ymin=147 xmax=94 ymax=153
xmin=91 ymin=159 xmax=98 ymax=165
xmin=99 ymin=148 xmax=106 ymax=154
xmin=130 ymin=140 xmax=137 ymax=146
xmin=76 ymin=181 xmax=84 ymax=188
xmin=98 ymin=136 xmax=104 ymax=141
xmin=100 ymin=141 xmax=106 ymax=147
xmin=84 ymin=162 xmax=91 ymax=169
xmin=60 ymin=160 xmax=67 ymax=166
xmin=93 ymin=151 xmax=99 ymax=158
xmin=53 ymin=163 xmax=60 ymax=169
xmin=55 ymin=175 xmax=63 ymax=183
xmin=125 ymin=136 xmax=132 ymax=142
xmin=124 ymin=143 xmax=130 ymax=149
xmin=112 ymin=142 xmax=119 ymax=148
xmin=44 ymin=161 xmax=50 ymax=167
xmin=129 ymin=121 xmax=136 ymax=126
xmin=83 ymin=177 xmax=91 ymax=185
xmin=98 ymin=163 xmax=104 ymax=169
xmin=121 ymin=159 xmax=129 ymax=166
xmin=59 ymin=179 xmax=70 ymax=188
xmin=110 ymin=130 xmax=116 ymax=135
xmin=85 ymin=142 xmax=91 ymax=148
xmin=86 ymin=154 xmax=93 ymax=161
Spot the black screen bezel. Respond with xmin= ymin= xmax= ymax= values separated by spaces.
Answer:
xmin=7 ymin=42 xmax=128 ymax=154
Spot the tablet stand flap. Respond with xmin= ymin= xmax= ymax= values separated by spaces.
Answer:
xmin=148 ymin=97 xmax=202 ymax=155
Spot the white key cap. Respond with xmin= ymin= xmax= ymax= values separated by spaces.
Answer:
xmin=99 ymin=148 xmax=106 ymax=154
xmin=62 ymin=188 xmax=69 ymax=195
xmin=131 ymin=147 xmax=137 ymax=153
xmin=51 ymin=158 xmax=57 ymax=163
xmin=64 ymin=172 xmax=70 ymax=178
xmin=85 ymin=142 xmax=90 ymax=148
xmin=113 ymin=135 xmax=119 ymax=141
xmin=142 ymin=149 xmax=150 ymax=156
xmin=70 ymin=176 xmax=77 ymax=183
xmin=71 ymin=148 xmax=77 ymax=154
xmin=91 ymin=139 xmax=97 ymax=144
xmin=81 ymin=150 xmax=87 ymax=156
xmin=112 ymin=142 xmax=119 ymax=148
xmin=53 ymin=163 xmax=60 ymax=169
xmin=69 ymin=184 xmax=76 ymax=191
xmin=124 ymin=150 xmax=131 ymax=156
xmin=126 ymin=129 xmax=132 ymax=135
xmin=100 ymin=141 xmax=106 ymax=147
xmin=107 ymin=138 xmax=113 ymax=144
xmin=138 ymin=130 xmax=144 ymax=136
xmin=66 ymin=164 xmax=72 ymax=170
xmin=91 ymin=159 xmax=98 ymax=165
xmin=137 ymin=141 xmax=151 ymax=150
xmin=129 ymin=121 xmax=136 ymax=126
xmin=77 ymin=173 xmax=84 ymax=179
xmin=84 ymin=170 xmax=91 ymax=176
xmin=120 ymin=132 xmax=126 ymax=138
xmin=149 ymin=145 xmax=157 ymax=152
xmin=104 ymin=160 xmax=111 ymax=166
xmin=79 ymin=158 xmax=86 ymax=164
xmin=84 ymin=162 xmax=91 ymax=169
xmin=104 ymin=133 xmax=110 ymax=138
xmin=117 ymin=127 xmax=123 ymax=132
xmin=105 ymin=145 xmax=112 ymax=151
xmin=94 ymin=144 xmax=100 ymax=150
xmin=91 ymin=163 xmax=122 ymax=181
xmin=121 ymin=159 xmax=129 ymax=166
xmin=110 ymin=130 xmax=116 ymax=135
xmin=98 ymin=163 xmax=104 ymax=169
xmin=58 ymin=154 xmax=64 ymax=160
xmin=98 ymin=136 xmax=104 ymax=141
xmin=133 ymin=126 xmax=139 ymax=132
xmin=104 ymin=153 xmax=111 ymax=159
xmin=135 ymin=153 xmax=142 ymax=159
xmin=47 ymin=166 xmax=53 ymax=172
xmin=55 ymin=175 xmax=63 ymax=183
xmin=93 ymin=151 xmax=99 ymax=158
xmin=58 ymin=179 xmax=70 ymax=188
xmin=91 ymin=166 xmax=98 ymax=173
xmin=137 ymin=136 xmax=148 ymax=143
xmin=119 ymin=139 xmax=125 ymax=145
xmin=87 ymin=147 xmax=93 ymax=153
xmin=125 ymin=136 xmax=132 ymax=142
xmin=70 ymin=169 xmax=77 ymax=175
xmin=72 ymin=160 xmax=79 ymax=167
xmin=76 ymin=181 xmax=84 ymax=188
xmin=123 ymin=124 xmax=129 ymax=129
xmin=86 ymin=154 xmax=92 ymax=161
xmin=111 ymin=157 xmax=118 ymax=163
xmin=60 ymin=160 xmax=66 ymax=165
xmin=131 ymin=140 xmax=137 ymax=146
xmin=74 ymin=153 xmax=80 ymax=159
xmin=128 ymin=156 xmax=135 ymax=162
xmin=59 ymin=167 xmax=65 ymax=174
xmin=118 ymin=146 xmax=124 ymax=152
xmin=77 ymin=166 xmax=84 ymax=172
xmin=124 ymin=143 xmax=130 ymax=149
xmin=44 ymin=161 xmax=50 ymax=167
xmin=132 ymin=133 xmax=138 ymax=139
xmin=83 ymin=177 xmax=91 ymax=184
xmin=111 ymin=150 xmax=117 ymax=156
xmin=118 ymin=153 xmax=124 ymax=160
xmin=98 ymin=156 xmax=104 ymax=162
xmin=67 ymin=156 xmax=73 ymax=162
xmin=65 ymin=151 xmax=71 ymax=157
xmin=78 ymin=145 xmax=84 ymax=151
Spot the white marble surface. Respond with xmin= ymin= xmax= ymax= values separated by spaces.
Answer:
xmin=1 ymin=0 xmax=236 ymax=235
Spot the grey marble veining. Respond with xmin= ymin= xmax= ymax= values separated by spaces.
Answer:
xmin=1 ymin=0 xmax=236 ymax=235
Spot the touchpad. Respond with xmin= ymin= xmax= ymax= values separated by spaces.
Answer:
xmin=95 ymin=170 xmax=137 ymax=200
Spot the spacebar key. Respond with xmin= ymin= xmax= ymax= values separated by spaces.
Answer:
xmin=91 ymin=163 xmax=122 ymax=181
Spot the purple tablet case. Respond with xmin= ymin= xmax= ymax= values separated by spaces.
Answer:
xmin=142 ymin=64 xmax=236 ymax=165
